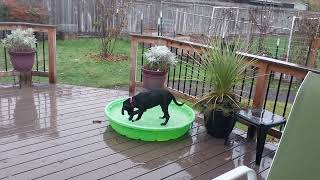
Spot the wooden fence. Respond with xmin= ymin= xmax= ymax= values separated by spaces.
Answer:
xmin=0 ymin=22 xmax=57 ymax=84
xmin=129 ymin=34 xmax=320 ymax=138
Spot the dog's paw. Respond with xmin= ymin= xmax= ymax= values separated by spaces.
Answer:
xmin=160 ymin=123 xmax=167 ymax=126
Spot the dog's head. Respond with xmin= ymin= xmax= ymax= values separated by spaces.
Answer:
xmin=121 ymin=98 xmax=133 ymax=116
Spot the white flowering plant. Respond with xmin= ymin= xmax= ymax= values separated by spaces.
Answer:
xmin=144 ymin=46 xmax=177 ymax=71
xmin=2 ymin=28 xmax=37 ymax=52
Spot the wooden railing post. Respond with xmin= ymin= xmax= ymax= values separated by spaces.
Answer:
xmin=48 ymin=28 xmax=57 ymax=84
xmin=129 ymin=38 xmax=138 ymax=96
xmin=252 ymin=63 xmax=270 ymax=108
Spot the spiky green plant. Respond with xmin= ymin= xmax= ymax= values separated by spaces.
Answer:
xmin=191 ymin=39 xmax=256 ymax=114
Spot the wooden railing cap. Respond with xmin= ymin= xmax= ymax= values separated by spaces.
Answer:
xmin=0 ymin=22 xmax=56 ymax=32
xmin=0 ymin=22 xmax=56 ymax=28
xmin=130 ymin=33 xmax=320 ymax=75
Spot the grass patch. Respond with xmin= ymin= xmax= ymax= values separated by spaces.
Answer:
xmin=0 ymin=38 xmax=141 ymax=88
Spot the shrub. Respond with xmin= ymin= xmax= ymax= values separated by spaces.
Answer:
xmin=144 ymin=46 xmax=177 ymax=71
xmin=2 ymin=28 xmax=37 ymax=52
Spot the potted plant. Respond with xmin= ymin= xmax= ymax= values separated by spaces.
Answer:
xmin=193 ymin=40 xmax=254 ymax=138
xmin=142 ymin=45 xmax=177 ymax=89
xmin=2 ymin=28 xmax=37 ymax=72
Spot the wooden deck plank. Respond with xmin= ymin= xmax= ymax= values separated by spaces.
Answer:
xmin=0 ymin=123 xmax=109 ymax=165
xmin=0 ymin=131 xmax=139 ymax=179
xmin=0 ymin=88 xmax=124 ymax=109
xmin=258 ymin=168 xmax=270 ymax=180
xmin=22 ymin=126 xmax=204 ymax=180
xmin=0 ymin=87 xmax=119 ymax=107
xmin=0 ymin=108 xmax=104 ymax=140
xmin=0 ymin=88 xmax=126 ymax=122
xmin=1 ymin=91 xmax=126 ymax=122
xmin=192 ymin=144 xmax=276 ymax=180
xmin=63 ymin=128 xmax=213 ymax=180
xmin=101 ymin=130 xmax=246 ymax=180
xmin=0 ymin=91 xmax=127 ymax=142
xmin=131 ymin=137 xmax=255 ymax=180
xmin=0 ymin=84 xmax=275 ymax=180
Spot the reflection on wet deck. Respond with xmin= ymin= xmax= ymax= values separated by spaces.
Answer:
xmin=0 ymin=84 xmax=275 ymax=180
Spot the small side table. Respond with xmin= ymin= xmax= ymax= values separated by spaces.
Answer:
xmin=227 ymin=108 xmax=286 ymax=165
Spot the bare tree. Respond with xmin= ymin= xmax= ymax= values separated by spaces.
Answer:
xmin=94 ymin=0 xmax=128 ymax=58
xmin=249 ymin=4 xmax=273 ymax=55
xmin=294 ymin=15 xmax=320 ymax=66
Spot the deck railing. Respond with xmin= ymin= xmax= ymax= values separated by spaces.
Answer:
xmin=0 ymin=22 xmax=57 ymax=84
xmin=129 ymin=34 xmax=320 ymax=138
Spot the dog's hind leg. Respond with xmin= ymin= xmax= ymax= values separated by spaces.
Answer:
xmin=159 ymin=105 xmax=167 ymax=119
xmin=160 ymin=105 xmax=170 ymax=126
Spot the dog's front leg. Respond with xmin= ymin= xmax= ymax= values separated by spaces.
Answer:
xmin=133 ymin=110 xmax=145 ymax=122
xmin=129 ymin=110 xmax=139 ymax=121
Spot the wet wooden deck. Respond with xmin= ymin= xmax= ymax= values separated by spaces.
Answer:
xmin=0 ymin=84 xmax=276 ymax=180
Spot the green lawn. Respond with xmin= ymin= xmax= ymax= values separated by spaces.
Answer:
xmin=56 ymin=38 xmax=134 ymax=88
xmin=0 ymin=38 xmax=138 ymax=88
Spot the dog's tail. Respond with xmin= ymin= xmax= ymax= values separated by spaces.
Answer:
xmin=172 ymin=96 xmax=184 ymax=106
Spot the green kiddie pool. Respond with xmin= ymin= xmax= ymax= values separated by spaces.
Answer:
xmin=105 ymin=98 xmax=195 ymax=141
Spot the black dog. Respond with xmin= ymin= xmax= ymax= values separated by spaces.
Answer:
xmin=121 ymin=89 xmax=184 ymax=125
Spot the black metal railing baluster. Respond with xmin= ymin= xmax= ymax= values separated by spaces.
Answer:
xmin=280 ymin=75 xmax=294 ymax=131
xmin=202 ymin=65 xmax=206 ymax=95
xmin=283 ymin=76 xmax=293 ymax=117
xmin=239 ymin=68 xmax=247 ymax=102
xmin=42 ymin=33 xmax=46 ymax=72
xmin=195 ymin=53 xmax=200 ymax=96
xmin=140 ymin=42 xmax=144 ymax=81
xmin=273 ymin=73 xmax=283 ymax=114
xmin=3 ymin=31 xmax=8 ymax=71
xmin=247 ymin=67 xmax=256 ymax=106
xmin=183 ymin=51 xmax=189 ymax=93
xmin=263 ymin=71 xmax=273 ymax=109
xmin=188 ymin=52 xmax=195 ymax=95
xmin=172 ymin=48 xmax=177 ymax=89
xmin=167 ymin=46 xmax=172 ymax=87
xmin=35 ymin=33 xmax=39 ymax=71
xmin=177 ymin=49 xmax=183 ymax=91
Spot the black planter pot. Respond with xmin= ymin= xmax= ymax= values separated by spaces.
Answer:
xmin=204 ymin=109 xmax=235 ymax=138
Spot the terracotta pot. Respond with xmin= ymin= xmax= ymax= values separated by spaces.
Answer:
xmin=9 ymin=51 xmax=35 ymax=72
xmin=204 ymin=109 xmax=235 ymax=138
xmin=142 ymin=68 xmax=167 ymax=89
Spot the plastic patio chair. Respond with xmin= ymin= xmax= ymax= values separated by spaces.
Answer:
xmin=214 ymin=72 xmax=320 ymax=180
